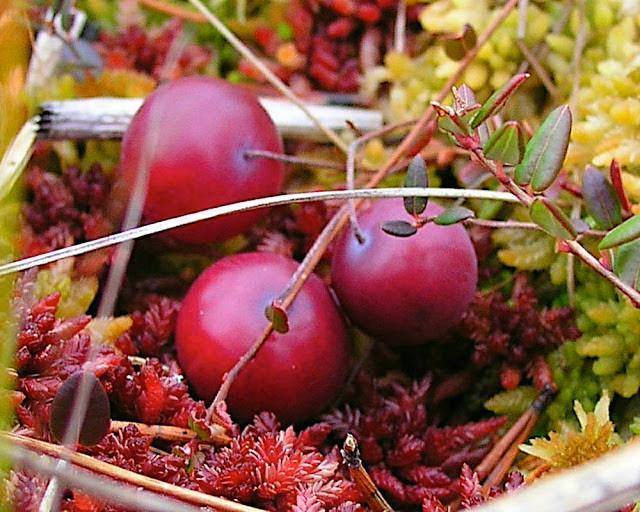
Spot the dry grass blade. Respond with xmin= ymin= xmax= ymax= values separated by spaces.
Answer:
xmin=186 ymin=0 xmax=348 ymax=152
xmin=0 ymin=438 xmax=203 ymax=512
xmin=0 ymin=187 xmax=518 ymax=277
xmin=2 ymin=432 xmax=266 ymax=512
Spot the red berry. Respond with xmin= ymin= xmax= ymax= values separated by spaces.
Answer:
xmin=120 ymin=77 xmax=285 ymax=244
xmin=175 ymin=252 xmax=350 ymax=423
xmin=331 ymin=199 xmax=477 ymax=345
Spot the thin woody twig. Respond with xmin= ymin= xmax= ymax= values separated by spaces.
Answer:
xmin=342 ymin=434 xmax=394 ymax=512
xmin=109 ymin=420 xmax=230 ymax=444
xmin=468 ymin=147 xmax=640 ymax=308
xmin=464 ymin=218 xmax=605 ymax=237
xmin=481 ymin=386 xmax=556 ymax=492
xmin=206 ymin=0 xmax=520 ymax=414
xmin=3 ymin=432 xmax=266 ymax=512
xmin=186 ymin=0 xmax=349 ymax=152
xmin=0 ymin=437 xmax=204 ymax=512
xmin=243 ymin=149 xmax=346 ymax=171
xmin=138 ymin=0 xmax=207 ymax=23
xmin=516 ymin=40 xmax=560 ymax=99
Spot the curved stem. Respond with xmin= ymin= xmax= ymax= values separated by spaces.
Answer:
xmin=187 ymin=0 xmax=348 ymax=153
xmin=243 ymin=149 xmax=345 ymax=170
xmin=0 ymin=187 xmax=518 ymax=277
xmin=2 ymin=432 xmax=264 ymax=512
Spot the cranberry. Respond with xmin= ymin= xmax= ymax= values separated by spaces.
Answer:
xmin=331 ymin=199 xmax=477 ymax=345
xmin=120 ymin=76 xmax=285 ymax=244
xmin=175 ymin=252 xmax=350 ymax=423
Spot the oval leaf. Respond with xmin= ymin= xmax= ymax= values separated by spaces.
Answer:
xmin=529 ymin=197 xmax=577 ymax=240
xmin=613 ymin=239 xmax=640 ymax=290
xmin=515 ymin=105 xmax=572 ymax=190
xmin=599 ymin=215 xmax=640 ymax=250
xmin=470 ymin=73 xmax=530 ymax=129
xmin=582 ymin=166 xmax=622 ymax=230
xmin=433 ymin=206 xmax=475 ymax=225
xmin=381 ymin=220 xmax=417 ymax=237
xmin=265 ymin=302 xmax=290 ymax=333
xmin=444 ymin=24 xmax=477 ymax=61
xmin=50 ymin=371 xmax=111 ymax=446
xmin=403 ymin=155 xmax=428 ymax=216
xmin=482 ymin=121 xmax=525 ymax=165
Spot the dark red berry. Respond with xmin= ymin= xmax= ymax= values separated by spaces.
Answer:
xmin=175 ymin=252 xmax=350 ymax=423
xmin=120 ymin=77 xmax=285 ymax=244
xmin=331 ymin=199 xmax=478 ymax=345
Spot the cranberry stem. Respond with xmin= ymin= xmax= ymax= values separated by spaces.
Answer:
xmin=468 ymin=147 xmax=640 ymax=308
xmin=199 ymin=0 xmax=520 ymax=419
xmin=243 ymin=149 xmax=346 ymax=170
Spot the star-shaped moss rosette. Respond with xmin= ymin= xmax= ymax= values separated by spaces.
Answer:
xmin=520 ymin=391 xmax=619 ymax=472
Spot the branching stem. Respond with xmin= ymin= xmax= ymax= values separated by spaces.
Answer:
xmin=205 ymin=0 xmax=520 ymax=418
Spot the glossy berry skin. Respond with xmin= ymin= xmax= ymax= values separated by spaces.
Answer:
xmin=176 ymin=252 xmax=350 ymax=423
xmin=120 ymin=76 xmax=284 ymax=244
xmin=331 ymin=199 xmax=477 ymax=345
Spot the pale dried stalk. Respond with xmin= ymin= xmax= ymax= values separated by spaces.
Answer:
xmin=2 ymin=432 xmax=266 ymax=512
xmin=137 ymin=0 xmax=207 ymax=23
xmin=570 ymin=0 xmax=587 ymax=110
xmin=186 ymin=0 xmax=349 ymax=152
xmin=0 ymin=187 xmax=518 ymax=277
xmin=0 ymin=437 xmax=204 ymax=512
xmin=39 ymin=91 xmax=166 ymax=512
xmin=36 ymin=98 xmax=383 ymax=141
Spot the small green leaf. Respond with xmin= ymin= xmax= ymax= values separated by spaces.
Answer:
xmin=433 ymin=206 xmax=475 ymax=225
xmin=470 ymin=73 xmax=530 ymax=129
xmin=443 ymin=23 xmax=477 ymax=61
xmin=515 ymin=105 xmax=572 ymax=190
xmin=265 ymin=302 xmax=289 ymax=333
xmin=482 ymin=121 xmax=525 ymax=165
xmin=613 ymin=239 xmax=640 ymax=290
xmin=188 ymin=417 xmax=213 ymax=441
xmin=582 ymin=166 xmax=622 ymax=230
xmin=403 ymin=156 xmax=428 ymax=216
xmin=599 ymin=215 xmax=640 ymax=250
xmin=276 ymin=22 xmax=293 ymax=41
xmin=381 ymin=220 xmax=417 ymax=237
xmin=529 ymin=197 xmax=577 ymax=240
